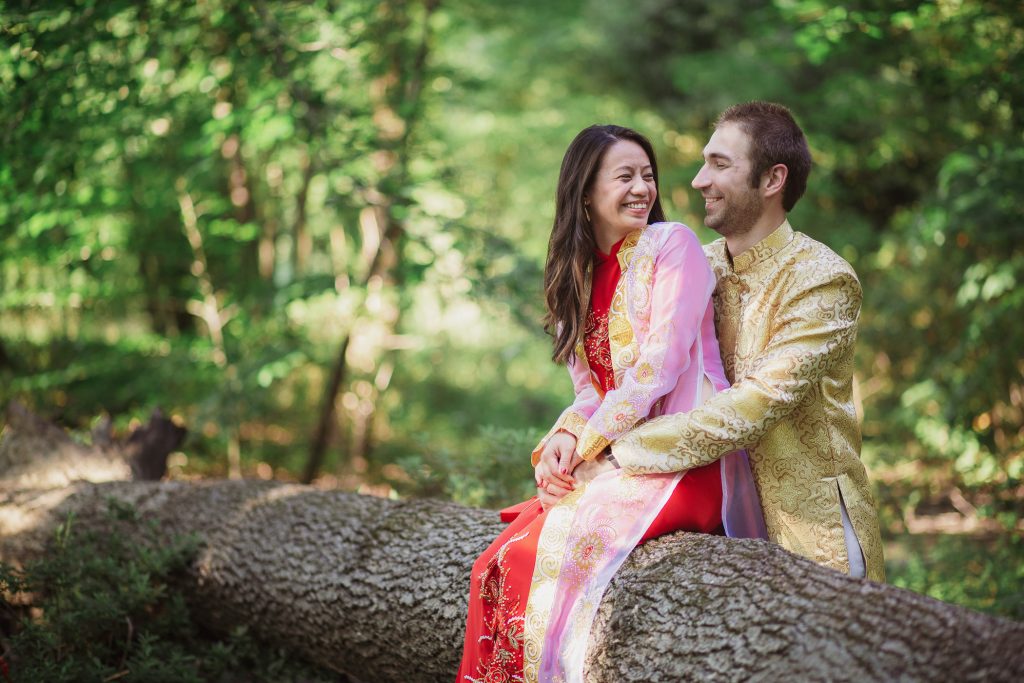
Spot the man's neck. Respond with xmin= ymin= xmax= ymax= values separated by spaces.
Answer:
xmin=725 ymin=208 xmax=787 ymax=259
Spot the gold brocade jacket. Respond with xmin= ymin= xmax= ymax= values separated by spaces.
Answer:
xmin=611 ymin=221 xmax=885 ymax=581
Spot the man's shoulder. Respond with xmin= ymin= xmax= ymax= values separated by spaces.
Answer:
xmin=702 ymin=237 xmax=729 ymax=272
xmin=788 ymin=229 xmax=859 ymax=286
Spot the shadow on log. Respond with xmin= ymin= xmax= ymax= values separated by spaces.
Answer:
xmin=1 ymin=479 xmax=1022 ymax=683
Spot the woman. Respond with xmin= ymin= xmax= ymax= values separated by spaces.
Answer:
xmin=456 ymin=125 xmax=766 ymax=683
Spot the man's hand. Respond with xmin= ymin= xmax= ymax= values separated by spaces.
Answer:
xmin=572 ymin=453 xmax=616 ymax=485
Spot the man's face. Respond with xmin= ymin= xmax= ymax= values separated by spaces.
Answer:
xmin=691 ymin=122 xmax=764 ymax=238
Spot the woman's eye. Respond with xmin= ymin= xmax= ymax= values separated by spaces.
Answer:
xmin=643 ymin=174 xmax=654 ymax=180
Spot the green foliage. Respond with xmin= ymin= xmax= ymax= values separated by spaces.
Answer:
xmin=385 ymin=424 xmax=544 ymax=508
xmin=0 ymin=499 xmax=342 ymax=682
xmin=887 ymin=532 xmax=1024 ymax=621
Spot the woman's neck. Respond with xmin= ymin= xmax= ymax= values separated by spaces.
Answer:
xmin=594 ymin=225 xmax=635 ymax=255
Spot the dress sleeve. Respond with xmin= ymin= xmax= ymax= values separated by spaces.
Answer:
xmin=610 ymin=269 xmax=862 ymax=473
xmin=530 ymin=348 xmax=602 ymax=466
xmin=574 ymin=227 xmax=716 ymax=461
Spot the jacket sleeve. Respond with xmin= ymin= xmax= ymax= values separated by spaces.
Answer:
xmin=610 ymin=269 xmax=862 ymax=473
xmin=574 ymin=226 xmax=716 ymax=461
xmin=530 ymin=349 xmax=602 ymax=466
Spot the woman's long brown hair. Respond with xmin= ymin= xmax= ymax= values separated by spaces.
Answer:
xmin=543 ymin=125 xmax=666 ymax=364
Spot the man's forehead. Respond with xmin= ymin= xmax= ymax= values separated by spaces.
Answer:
xmin=703 ymin=122 xmax=751 ymax=159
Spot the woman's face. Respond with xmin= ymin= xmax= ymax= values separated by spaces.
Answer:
xmin=586 ymin=139 xmax=657 ymax=245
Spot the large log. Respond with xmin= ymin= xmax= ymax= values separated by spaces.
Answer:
xmin=1 ymin=479 xmax=1021 ymax=683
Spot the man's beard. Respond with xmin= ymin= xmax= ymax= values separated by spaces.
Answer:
xmin=706 ymin=187 xmax=763 ymax=239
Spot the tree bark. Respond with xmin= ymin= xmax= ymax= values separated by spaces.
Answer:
xmin=1 ymin=478 xmax=1021 ymax=683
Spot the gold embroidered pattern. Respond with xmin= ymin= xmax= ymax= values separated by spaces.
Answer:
xmin=522 ymin=486 xmax=585 ymax=683
xmin=583 ymin=310 xmax=614 ymax=393
xmin=575 ymin=225 xmax=689 ymax=460
xmin=469 ymin=529 xmax=531 ymax=683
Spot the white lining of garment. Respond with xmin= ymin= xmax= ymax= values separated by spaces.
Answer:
xmin=838 ymin=487 xmax=866 ymax=578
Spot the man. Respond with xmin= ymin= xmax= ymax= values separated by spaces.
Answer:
xmin=544 ymin=101 xmax=884 ymax=580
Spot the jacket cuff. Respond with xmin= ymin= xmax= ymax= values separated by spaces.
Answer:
xmin=576 ymin=424 xmax=611 ymax=462
xmin=531 ymin=411 xmax=588 ymax=466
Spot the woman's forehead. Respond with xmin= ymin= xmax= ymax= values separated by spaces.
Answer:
xmin=601 ymin=139 xmax=651 ymax=170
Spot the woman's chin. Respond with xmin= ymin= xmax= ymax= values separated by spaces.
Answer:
xmin=616 ymin=216 xmax=649 ymax=231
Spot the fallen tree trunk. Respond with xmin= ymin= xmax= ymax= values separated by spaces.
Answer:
xmin=1 ymin=479 xmax=1021 ymax=682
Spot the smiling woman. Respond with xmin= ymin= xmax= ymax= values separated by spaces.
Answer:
xmin=454 ymin=125 xmax=766 ymax=683
xmin=584 ymin=139 xmax=657 ymax=253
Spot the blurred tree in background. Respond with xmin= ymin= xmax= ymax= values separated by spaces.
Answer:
xmin=2 ymin=0 xmax=1021 ymax=618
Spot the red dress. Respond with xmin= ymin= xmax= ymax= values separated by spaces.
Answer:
xmin=455 ymin=237 xmax=723 ymax=683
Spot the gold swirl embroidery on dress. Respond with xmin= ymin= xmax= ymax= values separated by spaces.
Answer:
xmin=523 ymin=487 xmax=585 ymax=683
xmin=575 ymin=224 xmax=681 ymax=461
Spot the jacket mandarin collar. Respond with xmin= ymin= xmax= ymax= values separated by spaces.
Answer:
xmin=616 ymin=229 xmax=643 ymax=270
xmin=730 ymin=220 xmax=794 ymax=273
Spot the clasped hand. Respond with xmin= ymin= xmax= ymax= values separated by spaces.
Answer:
xmin=534 ymin=432 xmax=615 ymax=510
xmin=535 ymin=429 xmax=579 ymax=488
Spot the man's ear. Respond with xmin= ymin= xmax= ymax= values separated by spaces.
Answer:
xmin=762 ymin=163 xmax=788 ymax=199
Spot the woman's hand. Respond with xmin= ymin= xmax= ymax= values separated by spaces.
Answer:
xmin=538 ymin=454 xmax=615 ymax=510
xmin=535 ymin=431 xmax=577 ymax=490
xmin=558 ymin=447 xmax=584 ymax=479
xmin=537 ymin=481 xmax=571 ymax=510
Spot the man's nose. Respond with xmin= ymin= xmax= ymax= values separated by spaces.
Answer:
xmin=692 ymin=164 xmax=710 ymax=189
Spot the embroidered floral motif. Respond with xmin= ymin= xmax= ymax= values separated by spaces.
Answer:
xmin=583 ymin=310 xmax=614 ymax=393
xmin=469 ymin=530 xmax=531 ymax=683
xmin=634 ymin=361 xmax=655 ymax=385
xmin=568 ymin=529 xmax=608 ymax=577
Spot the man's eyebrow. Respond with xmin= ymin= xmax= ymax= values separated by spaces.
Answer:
xmin=706 ymin=151 xmax=731 ymax=161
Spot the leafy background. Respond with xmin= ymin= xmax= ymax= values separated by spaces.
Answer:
xmin=2 ymin=0 xmax=1021 ymax=622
